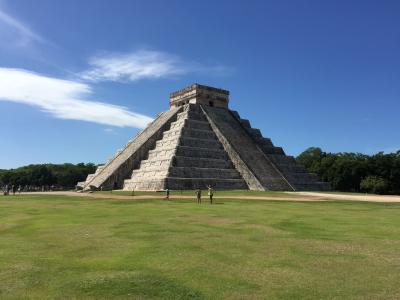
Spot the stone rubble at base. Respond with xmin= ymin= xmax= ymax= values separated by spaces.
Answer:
xmin=77 ymin=84 xmax=330 ymax=191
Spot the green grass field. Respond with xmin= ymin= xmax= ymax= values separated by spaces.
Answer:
xmin=95 ymin=189 xmax=301 ymax=198
xmin=1 ymin=194 xmax=400 ymax=299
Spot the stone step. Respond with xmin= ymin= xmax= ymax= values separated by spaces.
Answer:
xmin=130 ymin=169 xmax=169 ymax=180
xmin=178 ymin=137 xmax=222 ymax=149
xmin=180 ymin=128 xmax=217 ymax=139
xmin=258 ymin=137 xmax=274 ymax=147
xmin=156 ymin=134 xmax=219 ymax=146
xmin=163 ymin=127 xmax=216 ymax=140
xmin=137 ymin=158 xmax=171 ymax=170
xmin=170 ymin=118 xmax=211 ymax=131
xmin=168 ymin=167 xmax=242 ymax=179
xmin=268 ymin=155 xmax=305 ymax=171
xmin=147 ymin=145 xmax=228 ymax=160
xmin=146 ymin=148 xmax=176 ymax=160
xmin=173 ymin=156 xmax=233 ymax=169
xmin=167 ymin=177 xmax=248 ymax=190
xmin=85 ymin=174 xmax=95 ymax=181
xmin=273 ymin=163 xmax=307 ymax=174
xmin=239 ymin=118 xmax=251 ymax=129
xmin=175 ymin=146 xmax=228 ymax=159
xmin=154 ymin=138 xmax=181 ymax=149
xmin=124 ymin=177 xmax=248 ymax=191
xmin=285 ymin=172 xmax=320 ymax=183
xmin=130 ymin=167 xmax=241 ymax=181
xmin=124 ymin=178 xmax=165 ymax=191
xmin=183 ymin=119 xmax=212 ymax=130
xmin=248 ymin=128 xmax=262 ymax=138
xmin=258 ymin=146 xmax=285 ymax=155
xmin=177 ymin=110 xmax=207 ymax=122
xmin=137 ymin=154 xmax=232 ymax=171
xmin=169 ymin=121 xmax=186 ymax=131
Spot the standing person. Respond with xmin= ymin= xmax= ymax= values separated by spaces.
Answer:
xmin=196 ymin=189 xmax=202 ymax=204
xmin=6 ymin=184 xmax=10 ymax=195
xmin=17 ymin=185 xmax=22 ymax=194
xmin=165 ymin=188 xmax=170 ymax=200
xmin=207 ymin=185 xmax=214 ymax=204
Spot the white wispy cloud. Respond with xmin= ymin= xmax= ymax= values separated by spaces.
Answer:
xmin=0 ymin=7 xmax=46 ymax=46
xmin=80 ymin=49 xmax=233 ymax=82
xmin=0 ymin=68 xmax=153 ymax=128
xmin=104 ymin=128 xmax=117 ymax=135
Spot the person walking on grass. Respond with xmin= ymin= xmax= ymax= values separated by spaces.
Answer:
xmin=207 ymin=185 xmax=214 ymax=204
xmin=196 ymin=189 xmax=201 ymax=204
xmin=165 ymin=188 xmax=170 ymax=200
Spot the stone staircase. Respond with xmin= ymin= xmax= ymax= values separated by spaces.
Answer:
xmin=123 ymin=104 xmax=247 ymax=190
xmin=203 ymin=106 xmax=294 ymax=191
xmin=77 ymin=107 xmax=182 ymax=190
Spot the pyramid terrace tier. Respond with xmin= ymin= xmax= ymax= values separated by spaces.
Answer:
xmin=177 ymin=110 xmax=207 ymax=121
xmin=169 ymin=118 xmax=212 ymax=131
xmin=138 ymin=156 xmax=234 ymax=170
xmin=130 ymin=166 xmax=243 ymax=180
xmin=124 ymin=177 xmax=247 ymax=191
xmin=155 ymin=136 xmax=222 ymax=149
xmin=146 ymin=146 xmax=229 ymax=161
xmin=163 ymin=127 xmax=217 ymax=140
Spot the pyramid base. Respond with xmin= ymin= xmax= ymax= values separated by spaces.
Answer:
xmin=123 ymin=177 xmax=248 ymax=191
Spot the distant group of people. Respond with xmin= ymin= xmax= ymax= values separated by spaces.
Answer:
xmin=2 ymin=184 xmax=21 ymax=196
xmin=164 ymin=185 xmax=214 ymax=204
xmin=195 ymin=185 xmax=214 ymax=204
xmin=2 ymin=184 xmax=58 ymax=196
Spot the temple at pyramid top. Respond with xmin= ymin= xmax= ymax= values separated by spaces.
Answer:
xmin=170 ymin=84 xmax=229 ymax=109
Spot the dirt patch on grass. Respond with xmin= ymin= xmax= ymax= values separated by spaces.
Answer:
xmin=17 ymin=191 xmax=327 ymax=202
xmin=294 ymin=192 xmax=400 ymax=203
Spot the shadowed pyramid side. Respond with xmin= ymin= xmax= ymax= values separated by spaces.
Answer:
xmin=230 ymin=111 xmax=330 ymax=191
xmin=202 ymin=106 xmax=295 ymax=191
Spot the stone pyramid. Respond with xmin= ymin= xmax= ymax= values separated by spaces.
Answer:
xmin=77 ymin=84 xmax=330 ymax=191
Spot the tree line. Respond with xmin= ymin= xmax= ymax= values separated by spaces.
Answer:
xmin=1 ymin=149 xmax=399 ymax=194
xmin=296 ymin=147 xmax=400 ymax=194
xmin=0 ymin=163 xmax=96 ymax=189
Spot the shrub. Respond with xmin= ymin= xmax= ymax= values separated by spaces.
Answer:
xmin=360 ymin=176 xmax=388 ymax=194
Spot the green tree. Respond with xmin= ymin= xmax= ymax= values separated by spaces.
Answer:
xmin=0 ymin=163 xmax=96 ymax=188
xmin=360 ymin=176 xmax=388 ymax=194
xmin=296 ymin=148 xmax=400 ymax=194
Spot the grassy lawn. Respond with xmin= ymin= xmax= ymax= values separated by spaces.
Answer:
xmin=1 ymin=195 xmax=400 ymax=299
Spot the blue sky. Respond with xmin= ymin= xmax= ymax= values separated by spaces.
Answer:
xmin=0 ymin=0 xmax=399 ymax=169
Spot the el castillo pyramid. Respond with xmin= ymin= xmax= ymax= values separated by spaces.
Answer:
xmin=77 ymin=84 xmax=330 ymax=191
